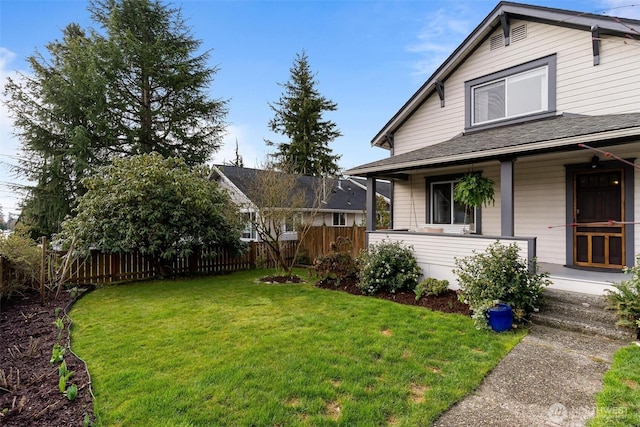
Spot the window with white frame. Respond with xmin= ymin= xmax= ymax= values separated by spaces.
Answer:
xmin=241 ymin=212 xmax=256 ymax=240
xmin=431 ymin=180 xmax=474 ymax=227
xmin=284 ymin=215 xmax=296 ymax=233
xmin=332 ymin=212 xmax=346 ymax=226
xmin=466 ymin=55 xmax=556 ymax=129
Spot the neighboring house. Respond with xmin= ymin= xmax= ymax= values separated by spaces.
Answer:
xmin=211 ymin=164 xmax=390 ymax=242
xmin=346 ymin=2 xmax=640 ymax=294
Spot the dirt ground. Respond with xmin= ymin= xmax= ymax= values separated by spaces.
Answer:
xmin=315 ymin=276 xmax=471 ymax=315
xmin=0 ymin=290 xmax=94 ymax=427
xmin=0 ymin=275 xmax=469 ymax=427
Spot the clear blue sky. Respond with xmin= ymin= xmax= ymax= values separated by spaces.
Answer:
xmin=1 ymin=0 xmax=638 ymax=220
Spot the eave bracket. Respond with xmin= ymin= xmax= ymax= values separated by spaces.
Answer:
xmin=435 ymin=80 xmax=445 ymax=108
xmin=501 ymin=12 xmax=510 ymax=46
xmin=592 ymin=25 xmax=600 ymax=66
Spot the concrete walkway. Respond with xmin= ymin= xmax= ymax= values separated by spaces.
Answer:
xmin=432 ymin=324 xmax=631 ymax=427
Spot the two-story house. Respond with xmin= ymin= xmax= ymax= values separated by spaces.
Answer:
xmin=346 ymin=2 xmax=640 ymax=294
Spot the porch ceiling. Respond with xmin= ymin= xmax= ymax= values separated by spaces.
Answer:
xmin=347 ymin=113 xmax=640 ymax=177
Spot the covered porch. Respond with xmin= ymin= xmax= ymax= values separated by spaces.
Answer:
xmin=367 ymin=229 xmax=629 ymax=295
xmin=351 ymin=114 xmax=640 ymax=296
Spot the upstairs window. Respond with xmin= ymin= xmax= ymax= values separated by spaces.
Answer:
xmin=466 ymin=55 xmax=556 ymax=129
xmin=473 ymin=66 xmax=547 ymax=125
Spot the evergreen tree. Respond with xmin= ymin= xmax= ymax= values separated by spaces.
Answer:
xmin=89 ymin=0 xmax=227 ymax=163
xmin=266 ymin=51 xmax=342 ymax=177
xmin=4 ymin=0 xmax=227 ymax=237
xmin=5 ymin=24 xmax=110 ymax=237
xmin=230 ymin=139 xmax=244 ymax=167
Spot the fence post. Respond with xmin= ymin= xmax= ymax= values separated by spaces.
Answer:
xmin=40 ymin=236 xmax=46 ymax=305
xmin=250 ymin=242 xmax=256 ymax=268
xmin=322 ymin=224 xmax=327 ymax=256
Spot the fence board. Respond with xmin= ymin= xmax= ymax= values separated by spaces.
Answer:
xmin=2 ymin=240 xmax=300 ymax=290
xmin=299 ymin=225 xmax=366 ymax=261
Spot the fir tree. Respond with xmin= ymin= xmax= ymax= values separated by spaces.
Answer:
xmin=4 ymin=0 xmax=227 ymax=237
xmin=266 ymin=51 xmax=341 ymax=177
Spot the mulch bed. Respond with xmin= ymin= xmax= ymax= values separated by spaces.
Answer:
xmin=0 ymin=290 xmax=94 ymax=427
xmin=315 ymin=276 xmax=471 ymax=316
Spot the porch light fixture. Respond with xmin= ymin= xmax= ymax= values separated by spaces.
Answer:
xmin=590 ymin=155 xmax=600 ymax=169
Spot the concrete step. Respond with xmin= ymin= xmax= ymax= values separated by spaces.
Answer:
xmin=530 ymin=311 xmax=633 ymax=341
xmin=542 ymin=288 xmax=609 ymax=309
xmin=538 ymin=298 xmax=618 ymax=324
xmin=530 ymin=289 xmax=636 ymax=341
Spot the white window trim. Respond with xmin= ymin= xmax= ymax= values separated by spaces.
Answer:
xmin=429 ymin=180 xmax=476 ymax=232
xmin=241 ymin=212 xmax=257 ymax=241
xmin=471 ymin=65 xmax=548 ymax=126
xmin=465 ymin=54 xmax=557 ymax=131
xmin=332 ymin=212 xmax=346 ymax=226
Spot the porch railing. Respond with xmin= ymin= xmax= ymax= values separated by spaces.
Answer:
xmin=367 ymin=230 xmax=536 ymax=288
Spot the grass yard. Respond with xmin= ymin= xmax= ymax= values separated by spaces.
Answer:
xmin=589 ymin=344 xmax=640 ymax=427
xmin=70 ymin=269 xmax=525 ymax=427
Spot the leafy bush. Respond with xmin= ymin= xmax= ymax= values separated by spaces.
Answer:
xmin=357 ymin=240 xmax=422 ymax=295
xmin=605 ymin=257 xmax=640 ymax=333
xmin=454 ymin=241 xmax=550 ymax=328
xmin=414 ymin=277 xmax=450 ymax=300
xmin=0 ymin=226 xmax=42 ymax=301
xmin=312 ymin=237 xmax=357 ymax=285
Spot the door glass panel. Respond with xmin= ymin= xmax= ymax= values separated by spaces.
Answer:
xmin=610 ymin=236 xmax=623 ymax=266
xmin=576 ymin=236 xmax=589 ymax=263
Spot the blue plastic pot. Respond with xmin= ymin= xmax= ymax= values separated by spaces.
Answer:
xmin=487 ymin=303 xmax=513 ymax=332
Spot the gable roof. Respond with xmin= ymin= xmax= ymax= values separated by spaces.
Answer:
xmin=371 ymin=1 xmax=640 ymax=149
xmin=347 ymin=177 xmax=391 ymax=201
xmin=348 ymin=112 xmax=640 ymax=176
xmin=213 ymin=165 xmax=388 ymax=212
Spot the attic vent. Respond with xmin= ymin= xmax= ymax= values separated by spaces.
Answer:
xmin=511 ymin=24 xmax=527 ymax=43
xmin=490 ymin=33 xmax=504 ymax=50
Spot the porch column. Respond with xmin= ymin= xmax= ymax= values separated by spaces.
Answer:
xmin=500 ymin=158 xmax=515 ymax=236
xmin=366 ymin=176 xmax=377 ymax=232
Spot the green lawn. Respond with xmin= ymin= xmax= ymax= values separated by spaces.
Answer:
xmin=70 ymin=269 xmax=525 ymax=427
xmin=589 ymin=344 xmax=640 ymax=427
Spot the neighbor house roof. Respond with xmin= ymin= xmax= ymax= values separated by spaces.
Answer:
xmin=347 ymin=177 xmax=391 ymax=201
xmin=213 ymin=165 xmax=388 ymax=212
xmin=347 ymin=113 xmax=640 ymax=176
xmin=371 ymin=1 xmax=640 ymax=149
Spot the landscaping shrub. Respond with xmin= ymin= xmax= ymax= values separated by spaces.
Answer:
xmin=0 ymin=226 xmax=41 ymax=301
xmin=454 ymin=241 xmax=550 ymax=328
xmin=357 ymin=240 xmax=422 ymax=294
xmin=605 ymin=256 xmax=640 ymax=336
xmin=312 ymin=237 xmax=357 ymax=285
xmin=414 ymin=277 xmax=450 ymax=300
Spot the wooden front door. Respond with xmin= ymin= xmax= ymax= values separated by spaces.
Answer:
xmin=573 ymin=170 xmax=624 ymax=269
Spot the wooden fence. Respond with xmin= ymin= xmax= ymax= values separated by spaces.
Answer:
xmin=298 ymin=225 xmax=366 ymax=261
xmin=0 ymin=241 xmax=298 ymax=290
